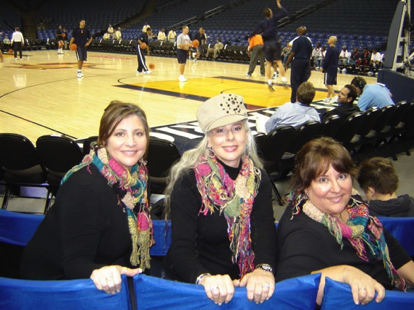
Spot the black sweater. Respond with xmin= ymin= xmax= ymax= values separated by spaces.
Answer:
xmin=164 ymin=163 xmax=276 ymax=284
xmin=21 ymin=165 xmax=140 ymax=280
xmin=276 ymin=202 xmax=412 ymax=290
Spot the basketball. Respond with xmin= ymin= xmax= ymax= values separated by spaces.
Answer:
xmin=70 ymin=43 xmax=77 ymax=50
xmin=140 ymin=42 xmax=147 ymax=49
xmin=62 ymin=33 xmax=66 ymax=38
xmin=192 ymin=39 xmax=199 ymax=47
xmin=9 ymin=49 xmax=13 ymax=54
xmin=149 ymin=63 xmax=155 ymax=69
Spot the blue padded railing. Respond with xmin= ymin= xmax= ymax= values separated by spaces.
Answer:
xmin=321 ymin=277 xmax=414 ymax=310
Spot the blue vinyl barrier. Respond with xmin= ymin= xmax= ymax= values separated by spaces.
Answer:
xmin=133 ymin=273 xmax=320 ymax=310
xmin=378 ymin=216 xmax=414 ymax=257
xmin=321 ymin=277 xmax=414 ymax=309
xmin=0 ymin=274 xmax=131 ymax=310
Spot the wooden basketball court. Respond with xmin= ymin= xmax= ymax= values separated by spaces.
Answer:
xmin=0 ymin=50 xmax=375 ymax=143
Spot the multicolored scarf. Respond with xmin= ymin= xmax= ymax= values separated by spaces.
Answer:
xmin=194 ymin=154 xmax=261 ymax=277
xmin=289 ymin=191 xmax=406 ymax=291
xmin=62 ymin=143 xmax=154 ymax=271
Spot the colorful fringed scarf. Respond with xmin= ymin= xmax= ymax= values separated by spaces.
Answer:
xmin=62 ymin=143 xmax=154 ymax=271
xmin=194 ymin=154 xmax=261 ymax=277
xmin=289 ymin=191 xmax=406 ymax=291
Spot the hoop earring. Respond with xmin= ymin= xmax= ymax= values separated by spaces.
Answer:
xmin=206 ymin=146 xmax=215 ymax=158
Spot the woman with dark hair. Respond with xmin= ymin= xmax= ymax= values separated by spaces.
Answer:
xmin=164 ymin=94 xmax=276 ymax=305
xmin=21 ymin=101 xmax=153 ymax=294
xmin=275 ymin=137 xmax=414 ymax=306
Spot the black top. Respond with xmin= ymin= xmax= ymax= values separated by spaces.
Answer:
xmin=322 ymin=103 xmax=360 ymax=122
xmin=322 ymin=46 xmax=340 ymax=75
xmin=71 ymin=27 xmax=91 ymax=47
xmin=291 ymin=36 xmax=313 ymax=59
xmin=369 ymin=194 xmax=414 ymax=217
xmin=194 ymin=32 xmax=206 ymax=45
xmin=275 ymin=200 xmax=412 ymax=290
xmin=139 ymin=32 xmax=149 ymax=46
xmin=164 ymin=162 xmax=276 ymax=284
xmin=250 ymin=7 xmax=288 ymax=41
xmin=21 ymin=165 xmax=140 ymax=280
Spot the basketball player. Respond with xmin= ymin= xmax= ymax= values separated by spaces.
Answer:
xmin=249 ymin=0 xmax=288 ymax=91
xmin=70 ymin=20 xmax=92 ymax=78
xmin=176 ymin=26 xmax=192 ymax=82
xmin=136 ymin=27 xmax=152 ymax=74
xmin=56 ymin=25 xmax=64 ymax=54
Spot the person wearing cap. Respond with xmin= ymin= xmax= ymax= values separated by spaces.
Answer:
xmin=163 ymin=94 xmax=276 ymax=305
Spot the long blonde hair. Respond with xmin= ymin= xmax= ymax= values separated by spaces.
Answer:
xmin=164 ymin=120 xmax=263 ymax=217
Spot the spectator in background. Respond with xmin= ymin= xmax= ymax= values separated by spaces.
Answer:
xmin=358 ymin=47 xmax=371 ymax=72
xmin=257 ymin=82 xmax=320 ymax=134
xmin=168 ymin=28 xmax=177 ymax=43
xmin=321 ymin=36 xmax=340 ymax=103
xmin=281 ymin=42 xmax=291 ymax=65
xmin=312 ymin=42 xmax=322 ymax=70
xmin=107 ymin=24 xmax=114 ymax=40
xmin=246 ymin=35 xmax=265 ymax=77
xmin=114 ymin=27 xmax=122 ymax=40
xmin=338 ymin=45 xmax=351 ymax=67
xmin=369 ymin=49 xmax=383 ymax=74
xmin=142 ymin=22 xmax=150 ymax=33
xmin=322 ymin=84 xmax=360 ymax=122
xmin=158 ymin=28 xmax=166 ymax=42
xmin=11 ymin=27 xmax=24 ymax=60
xmin=358 ymin=157 xmax=414 ymax=217
xmin=349 ymin=47 xmax=360 ymax=66
xmin=205 ymin=38 xmax=223 ymax=60
xmin=350 ymin=76 xmax=394 ymax=111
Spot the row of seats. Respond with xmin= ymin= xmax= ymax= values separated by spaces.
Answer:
xmin=0 ymin=134 xmax=181 ymax=214
xmin=255 ymin=101 xmax=414 ymax=205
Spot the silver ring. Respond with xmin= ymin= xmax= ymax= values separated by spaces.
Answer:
xmin=211 ymin=286 xmax=219 ymax=293
xmin=359 ymin=287 xmax=366 ymax=291
xmin=262 ymin=282 xmax=271 ymax=289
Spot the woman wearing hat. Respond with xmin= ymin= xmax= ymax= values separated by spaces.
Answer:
xmin=164 ymin=94 xmax=276 ymax=305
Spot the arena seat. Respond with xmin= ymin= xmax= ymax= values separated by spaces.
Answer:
xmin=321 ymin=277 xmax=414 ymax=309
xmin=0 ymin=274 xmax=131 ymax=310
xmin=134 ymin=273 xmax=321 ymax=309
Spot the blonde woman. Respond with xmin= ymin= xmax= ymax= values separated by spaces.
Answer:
xmin=164 ymin=94 xmax=276 ymax=305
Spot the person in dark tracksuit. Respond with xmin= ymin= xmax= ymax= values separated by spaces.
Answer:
xmin=136 ymin=27 xmax=152 ymax=74
xmin=285 ymin=26 xmax=313 ymax=103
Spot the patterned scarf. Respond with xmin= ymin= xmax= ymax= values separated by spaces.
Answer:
xmin=62 ymin=143 xmax=154 ymax=271
xmin=289 ymin=191 xmax=406 ymax=291
xmin=194 ymin=154 xmax=261 ymax=277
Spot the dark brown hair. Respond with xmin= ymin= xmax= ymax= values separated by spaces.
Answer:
xmin=357 ymin=157 xmax=398 ymax=195
xmin=291 ymin=137 xmax=357 ymax=194
xmin=343 ymin=84 xmax=358 ymax=104
xmin=97 ymin=100 xmax=150 ymax=155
